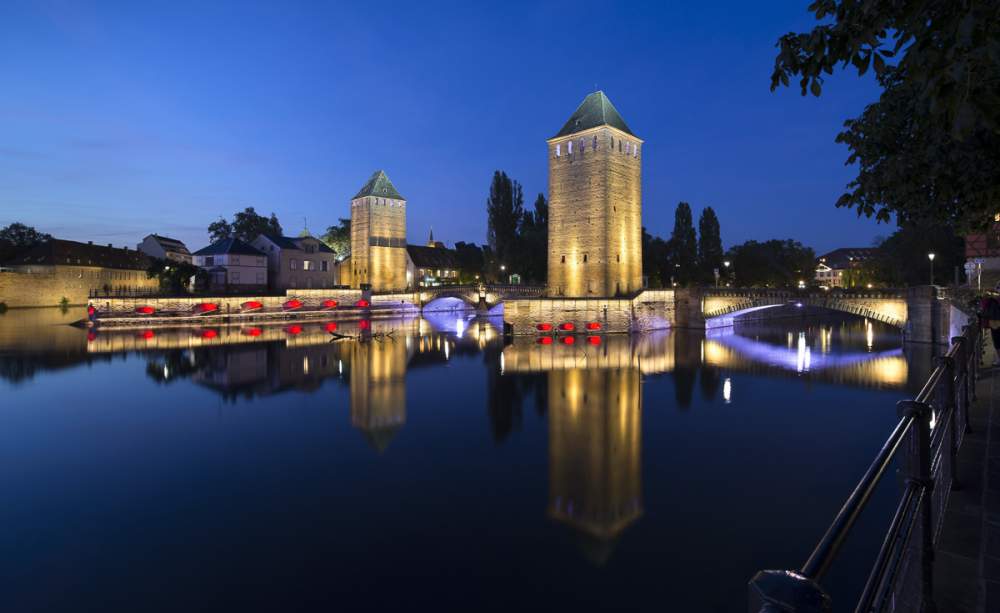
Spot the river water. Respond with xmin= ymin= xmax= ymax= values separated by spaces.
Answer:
xmin=0 ymin=307 xmax=934 ymax=612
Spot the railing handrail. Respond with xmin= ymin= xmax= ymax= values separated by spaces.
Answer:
xmin=750 ymin=321 xmax=981 ymax=612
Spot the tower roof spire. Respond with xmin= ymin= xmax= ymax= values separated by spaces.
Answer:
xmin=553 ymin=91 xmax=634 ymax=139
xmin=354 ymin=169 xmax=404 ymax=200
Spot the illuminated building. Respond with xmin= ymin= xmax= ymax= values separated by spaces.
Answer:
xmin=547 ymin=91 xmax=642 ymax=297
xmin=350 ymin=170 xmax=408 ymax=291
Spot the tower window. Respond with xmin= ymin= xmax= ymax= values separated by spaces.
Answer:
xmin=560 ymin=255 xmax=565 ymax=263
xmin=593 ymin=135 xmax=598 ymax=150
xmin=583 ymin=254 xmax=588 ymax=263
xmin=567 ymin=140 xmax=573 ymax=154
xmin=617 ymin=254 xmax=620 ymax=262
xmin=618 ymin=140 xmax=622 ymax=153
xmin=555 ymin=144 xmax=561 ymax=157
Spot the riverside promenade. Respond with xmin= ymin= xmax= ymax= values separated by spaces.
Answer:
xmin=935 ymin=341 xmax=1000 ymax=612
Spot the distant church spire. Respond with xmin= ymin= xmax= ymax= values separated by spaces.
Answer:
xmin=427 ymin=227 xmax=436 ymax=247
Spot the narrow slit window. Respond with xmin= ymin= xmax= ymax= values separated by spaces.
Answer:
xmin=555 ymin=144 xmax=561 ymax=157
xmin=561 ymin=255 xmax=566 ymax=263
xmin=568 ymin=140 xmax=573 ymax=154
xmin=583 ymin=254 xmax=588 ymax=263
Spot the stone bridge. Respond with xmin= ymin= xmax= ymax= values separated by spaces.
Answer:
xmin=699 ymin=289 xmax=908 ymax=328
xmin=373 ymin=283 xmax=545 ymax=310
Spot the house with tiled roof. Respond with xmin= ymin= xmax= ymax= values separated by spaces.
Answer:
xmin=815 ymin=247 xmax=878 ymax=288
xmin=251 ymin=233 xmax=338 ymax=291
xmin=405 ymin=230 xmax=462 ymax=287
xmin=192 ymin=237 xmax=268 ymax=292
xmin=137 ymin=234 xmax=192 ymax=264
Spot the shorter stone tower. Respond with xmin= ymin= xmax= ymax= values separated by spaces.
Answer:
xmin=547 ymin=91 xmax=643 ymax=297
xmin=350 ymin=170 xmax=407 ymax=290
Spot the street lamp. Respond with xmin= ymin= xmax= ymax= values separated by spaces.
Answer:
xmin=928 ymin=252 xmax=936 ymax=286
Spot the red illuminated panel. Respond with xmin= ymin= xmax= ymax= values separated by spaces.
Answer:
xmin=243 ymin=327 xmax=263 ymax=337
xmin=358 ymin=319 xmax=371 ymax=330
xmin=536 ymin=323 xmax=553 ymax=331
xmin=87 ymin=305 xmax=96 ymax=317
xmin=558 ymin=322 xmax=575 ymax=332
xmin=138 ymin=329 xmax=155 ymax=340
xmin=537 ymin=336 xmax=553 ymax=345
xmin=87 ymin=331 xmax=97 ymax=342
xmin=322 ymin=299 xmax=338 ymax=309
xmin=561 ymin=336 xmax=575 ymax=345
xmin=242 ymin=300 xmax=264 ymax=311
xmin=356 ymin=299 xmax=370 ymax=308
xmin=587 ymin=335 xmax=601 ymax=345
xmin=283 ymin=299 xmax=303 ymax=310
xmin=585 ymin=322 xmax=601 ymax=331
xmin=195 ymin=303 xmax=218 ymax=314
xmin=135 ymin=305 xmax=155 ymax=315
xmin=286 ymin=324 xmax=303 ymax=335
xmin=324 ymin=322 xmax=338 ymax=333
xmin=199 ymin=329 xmax=219 ymax=339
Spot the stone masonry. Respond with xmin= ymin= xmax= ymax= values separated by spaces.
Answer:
xmin=350 ymin=170 xmax=408 ymax=291
xmin=547 ymin=92 xmax=643 ymax=298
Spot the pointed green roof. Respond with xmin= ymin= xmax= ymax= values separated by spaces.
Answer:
xmin=553 ymin=91 xmax=634 ymax=139
xmin=354 ymin=170 xmax=404 ymax=200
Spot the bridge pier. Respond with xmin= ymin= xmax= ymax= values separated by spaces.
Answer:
xmin=903 ymin=285 xmax=972 ymax=345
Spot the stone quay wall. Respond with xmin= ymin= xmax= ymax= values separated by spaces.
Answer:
xmin=0 ymin=267 xmax=159 ymax=308
xmin=504 ymin=290 xmax=676 ymax=335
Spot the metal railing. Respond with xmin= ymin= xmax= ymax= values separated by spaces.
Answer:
xmin=749 ymin=323 xmax=981 ymax=612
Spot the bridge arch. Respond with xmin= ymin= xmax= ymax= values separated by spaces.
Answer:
xmin=701 ymin=291 xmax=907 ymax=328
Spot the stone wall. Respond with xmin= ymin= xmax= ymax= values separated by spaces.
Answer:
xmin=504 ymin=290 xmax=675 ymax=335
xmin=350 ymin=195 xmax=407 ymax=291
xmin=96 ymin=288 xmax=362 ymax=316
xmin=0 ymin=266 xmax=159 ymax=308
xmin=547 ymin=126 xmax=642 ymax=297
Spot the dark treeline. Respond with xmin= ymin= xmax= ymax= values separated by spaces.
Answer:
xmin=484 ymin=170 xmax=548 ymax=284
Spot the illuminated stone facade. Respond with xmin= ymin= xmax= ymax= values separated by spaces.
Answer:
xmin=350 ymin=170 xmax=408 ymax=291
xmin=547 ymin=92 xmax=643 ymax=297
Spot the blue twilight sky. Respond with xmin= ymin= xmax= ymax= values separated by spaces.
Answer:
xmin=0 ymin=0 xmax=891 ymax=255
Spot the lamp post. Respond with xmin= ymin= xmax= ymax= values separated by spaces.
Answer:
xmin=723 ymin=260 xmax=731 ymax=287
xmin=928 ymin=252 xmax=936 ymax=286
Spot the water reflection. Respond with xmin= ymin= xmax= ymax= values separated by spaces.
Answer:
xmin=0 ymin=309 xmax=933 ymax=572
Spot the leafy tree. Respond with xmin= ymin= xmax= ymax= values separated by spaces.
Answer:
xmin=516 ymin=193 xmax=548 ymax=284
xmin=0 ymin=222 xmax=50 ymax=247
xmin=321 ymin=218 xmax=352 ymax=259
xmin=868 ymin=222 xmax=965 ymax=287
xmin=771 ymin=1 xmax=1000 ymax=230
xmin=697 ymin=207 xmax=724 ymax=284
xmin=486 ymin=171 xmax=523 ymax=274
xmin=670 ymin=202 xmax=698 ymax=285
xmin=642 ymin=228 xmax=671 ymax=288
xmin=726 ymin=239 xmax=815 ymax=288
xmin=207 ymin=217 xmax=233 ymax=243
xmin=146 ymin=259 xmax=204 ymax=294
xmin=207 ymin=207 xmax=282 ymax=243
xmin=454 ymin=241 xmax=486 ymax=283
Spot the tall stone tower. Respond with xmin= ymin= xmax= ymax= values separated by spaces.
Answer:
xmin=547 ymin=91 xmax=642 ymax=297
xmin=350 ymin=170 xmax=407 ymax=290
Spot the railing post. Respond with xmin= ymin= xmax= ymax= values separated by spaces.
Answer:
xmin=748 ymin=570 xmax=830 ymax=612
xmin=897 ymin=400 xmax=937 ymax=613
xmin=937 ymin=354 xmax=960 ymax=490
xmin=952 ymin=335 xmax=970 ymax=436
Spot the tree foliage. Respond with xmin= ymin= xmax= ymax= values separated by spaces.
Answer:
xmin=726 ymin=239 xmax=815 ymax=288
xmin=486 ymin=171 xmax=524 ymax=273
xmin=207 ymin=207 xmax=282 ymax=243
xmin=146 ymin=259 xmax=204 ymax=294
xmin=697 ymin=207 xmax=724 ymax=283
xmin=670 ymin=202 xmax=698 ymax=285
xmin=0 ymin=222 xmax=50 ymax=247
xmin=868 ymin=222 xmax=965 ymax=287
xmin=516 ymin=193 xmax=549 ymax=284
xmin=642 ymin=228 xmax=671 ymax=288
xmin=772 ymin=1 xmax=1000 ymax=230
xmin=321 ymin=218 xmax=352 ymax=259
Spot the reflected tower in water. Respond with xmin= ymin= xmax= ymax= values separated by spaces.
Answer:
xmin=548 ymin=366 xmax=643 ymax=564
xmin=345 ymin=338 xmax=412 ymax=453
